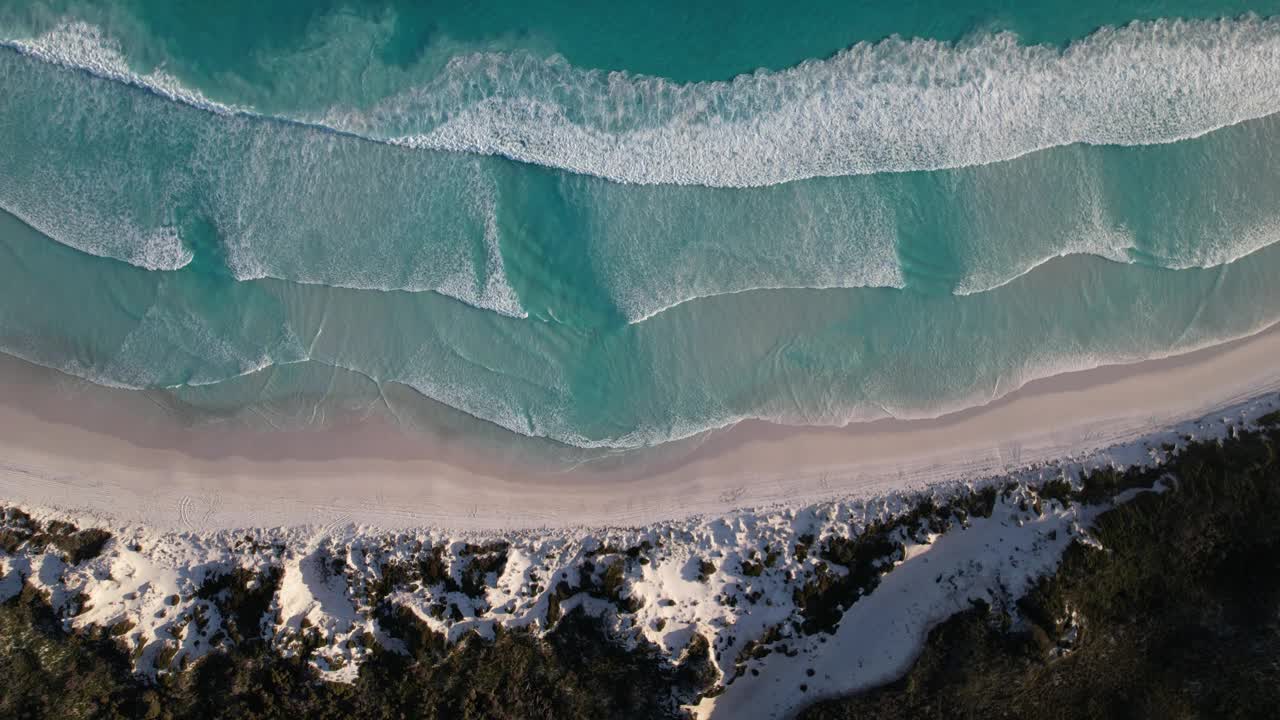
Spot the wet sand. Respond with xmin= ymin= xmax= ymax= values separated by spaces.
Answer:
xmin=0 ymin=323 xmax=1277 ymax=531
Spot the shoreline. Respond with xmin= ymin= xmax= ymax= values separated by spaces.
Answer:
xmin=1 ymin=323 xmax=1278 ymax=532
xmin=4 ymin=392 xmax=1277 ymax=720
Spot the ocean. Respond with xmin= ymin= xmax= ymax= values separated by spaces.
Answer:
xmin=1 ymin=1 xmax=1279 ymax=455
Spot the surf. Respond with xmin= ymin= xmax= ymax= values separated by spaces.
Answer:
xmin=6 ymin=36 xmax=1280 ymax=328
xmin=4 ymin=202 xmax=1280 ymax=451
xmin=7 ymin=16 xmax=1280 ymax=188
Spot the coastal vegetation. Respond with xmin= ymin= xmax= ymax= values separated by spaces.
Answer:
xmin=2 ymin=416 xmax=1279 ymax=718
xmin=800 ymin=420 xmax=1280 ymax=719
xmin=1 ymin=579 xmax=713 ymax=720
xmin=0 ymin=508 xmax=111 ymax=565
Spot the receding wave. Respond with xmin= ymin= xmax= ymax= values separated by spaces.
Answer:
xmin=7 ymin=17 xmax=1280 ymax=188
xmin=9 ymin=30 xmax=1280 ymax=328
xmin=4 ymin=192 xmax=1280 ymax=451
xmin=4 ymin=19 xmax=1280 ymax=330
xmin=4 ymin=21 xmax=243 ymax=115
xmin=4 ymin=259 xmax=1278 ymax=451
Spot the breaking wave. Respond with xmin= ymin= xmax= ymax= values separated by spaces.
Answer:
xmin=5 ymin=16 xmax=1280 ymax=187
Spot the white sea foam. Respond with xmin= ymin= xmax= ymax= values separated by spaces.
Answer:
xmin=208 ymin=146 xmax=529 ymax=320
xmin=366 ymin=15 xmax=1280 ymax=187
xmin=0 ymin=202 xmax=192 ymax=272
xmin=598 ymin=184 xmax=906 ymax=323
xmin=5 ymin=17 xmax=1280 ymax=336
xmin=100 ymin=298 xmax=309 ymax=390
xmin=0 ymin=32 xmax=531 ymax=320
xmin=4 ymin=309 xmax=1278 ymax=452
xmin=4 ymin=21 xmax=244 ymax=116
xmin=10 ymin=238 xmax=1280 ymax=453
xmin=8 ymin=17 xmax=1280 ymax=188
xmin=431 ymin=167 xmax=528 ymax=319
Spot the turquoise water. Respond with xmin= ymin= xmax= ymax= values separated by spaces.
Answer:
xmin=1 ymin=2 xmax=1279 ymax=452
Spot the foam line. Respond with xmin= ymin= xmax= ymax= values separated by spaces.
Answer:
xmin=7 ymin=17 xmax=1280 ymax=187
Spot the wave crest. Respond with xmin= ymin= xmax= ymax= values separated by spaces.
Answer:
xmin=377 ymin=16 xmax=1280 ymax=186
xmin=4 ymin=17 xmax=1280 ymax=330
xmin=7 ymin=17 xmax=1280 ymax=187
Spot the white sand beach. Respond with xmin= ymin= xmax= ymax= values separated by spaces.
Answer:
xmin=0 ymin=323 xmax=1277 ymax=532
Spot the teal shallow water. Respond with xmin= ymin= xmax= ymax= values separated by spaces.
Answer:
xmin=0 ymin=2 xmax=1278 ymax=451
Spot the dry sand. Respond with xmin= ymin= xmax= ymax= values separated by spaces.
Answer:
xmin=0 ymin=324 xmax=1278 ymax=532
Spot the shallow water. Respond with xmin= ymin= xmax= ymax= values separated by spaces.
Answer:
xmin=0 ymin=2 xmax=1277 ymax=453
